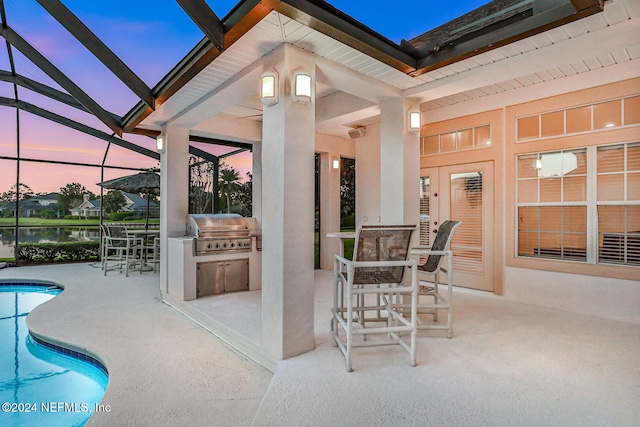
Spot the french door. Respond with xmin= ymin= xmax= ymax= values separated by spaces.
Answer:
xmin=420 ymin=162 xmax=494 ymax=291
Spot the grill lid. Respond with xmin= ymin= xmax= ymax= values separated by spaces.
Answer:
xmin=186 ymin=214 xmax=249 ymax=237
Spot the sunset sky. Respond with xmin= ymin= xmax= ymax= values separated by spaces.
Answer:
xmin=0 ymin=0 xmax=488 ymax=198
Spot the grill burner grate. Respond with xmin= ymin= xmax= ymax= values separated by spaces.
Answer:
xmin=187 ymin=214 xmax=253 ymax=255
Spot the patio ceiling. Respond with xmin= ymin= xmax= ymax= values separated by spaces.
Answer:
xmin=2 ymin=0 xmax=638 ymax=145
xmin=133 ymin=0 xmax=639 ymax=140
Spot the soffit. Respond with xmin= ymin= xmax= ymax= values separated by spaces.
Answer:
xmin=420 ymin=0 xmax=640 ymax=112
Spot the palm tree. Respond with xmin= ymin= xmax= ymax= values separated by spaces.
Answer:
xmin=218 ymin=167 xmax=241 ymax=213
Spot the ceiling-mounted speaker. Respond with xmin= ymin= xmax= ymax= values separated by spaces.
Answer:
xmin=348 ymin=127 xmax=366 ymax=139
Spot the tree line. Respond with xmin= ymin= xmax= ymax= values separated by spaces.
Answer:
xmin=1 ymin=160 xmax=252 ymax=218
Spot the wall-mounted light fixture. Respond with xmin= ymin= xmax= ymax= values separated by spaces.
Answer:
xmin=408 ymin=109 xmax=421 ymax=132
xmin=156 ymin=134 xmax=166 ymax=154
xmin=293 ymin=71 xmax=312 ymax=104
xmin=261 ymin=69 xmax=279 ymax=106
xmin=332 ymin=158 xmax=340 ymax=170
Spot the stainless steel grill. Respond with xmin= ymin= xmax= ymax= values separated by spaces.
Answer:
xmin=186 ymin=214 xmax=253 ymax=255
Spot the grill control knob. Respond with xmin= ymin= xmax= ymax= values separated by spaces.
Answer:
xmin=231 ymin=243 xmax=236 ymax=248
xmin=207 ymin=243 xmax=212 ymax=249
xmin=223 ymin=243 xmax=228 ymax=248
xmin=215 ymin=243 xmax=220 ymax=249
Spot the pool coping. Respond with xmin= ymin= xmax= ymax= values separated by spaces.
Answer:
xmin=0 ymin=279 xmax=109 ymax=376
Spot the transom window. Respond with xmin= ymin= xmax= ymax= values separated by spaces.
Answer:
xmin=421 ymin=125 xmax=491 ymax=155
xmin=516 ymin=95 xmax=640 ymax=141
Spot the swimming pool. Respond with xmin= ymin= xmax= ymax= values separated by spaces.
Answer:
xmin=0 ymin=282 xmax=108 ymax=427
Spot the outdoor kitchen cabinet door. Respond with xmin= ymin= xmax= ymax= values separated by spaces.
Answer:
xmin=196 ymin=259 xmax=249 ymax=296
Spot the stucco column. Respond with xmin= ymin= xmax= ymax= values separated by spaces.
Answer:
xmin=159 ymin=126 xmax=190 ymax=293
xmin=261 ymin=45 xmax=316 ymax=359
xmin=379 ymin=98 xmax=420 ymax=226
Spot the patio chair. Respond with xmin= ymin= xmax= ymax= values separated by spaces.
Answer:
xmin=331 ymin=224 xmax=419 ymax=372
xmin=406 ymin=220 xmax=461 ymax=338
xmin=102 ymin=224 xmax=143 ymax=276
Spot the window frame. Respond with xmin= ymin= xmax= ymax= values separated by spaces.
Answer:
xmin=516 ymin=142 xmax=640 ymax=268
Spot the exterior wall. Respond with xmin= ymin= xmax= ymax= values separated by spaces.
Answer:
xmin=421 ymin=77 xmax=640 ymax=323
xmin=355 ymin=123 xmax=381 ymax=228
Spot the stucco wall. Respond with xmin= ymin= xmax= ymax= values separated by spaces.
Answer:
xmin=504 ymin=266 xmax=640 ymax=324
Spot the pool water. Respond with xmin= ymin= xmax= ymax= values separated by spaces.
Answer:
xmin=0 ymin=284 xmax=108 ymax=427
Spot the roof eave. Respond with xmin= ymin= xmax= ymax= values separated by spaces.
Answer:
xmin=410 ymin=0 xmax=604 ymax=77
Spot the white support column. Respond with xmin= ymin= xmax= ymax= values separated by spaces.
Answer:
xmin=261 ymin=45 xmax=316 ymax=359
xmin=159 ymin=126 xmax=190 ymax=294
xmin=379 ymin=98 xmax=420 ymax=226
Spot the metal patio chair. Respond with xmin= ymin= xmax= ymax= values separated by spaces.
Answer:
xmin=406 ymin=220 xmax=461 ymax=338
xmin=101 ymin=224 xmax=142 ymax=276
xmin=331 ymin=224 xmax=418 ymax=372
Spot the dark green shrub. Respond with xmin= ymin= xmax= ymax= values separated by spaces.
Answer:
xmin=340 ymin=214 xmax=355 ymax=228
xmin=18 ymin=241 xmax=100 ymax=264
xmin=109 ymin=212 xmax=134 ymax=221
xmin=40 ymin=209 xmax=57 ymax=219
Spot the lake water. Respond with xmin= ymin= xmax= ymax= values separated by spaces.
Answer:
xmin=0 ymin=227 xmax=100 ymax=259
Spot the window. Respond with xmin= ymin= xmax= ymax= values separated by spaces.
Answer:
xmin=516 ymin=95 xmax=640 ymax=141
xmin=517 ymin=149 xmax=588 ymax=261
xmin=421 ymin=125 xmax=491 ymax=155
xmin=597 ymin=143 xmax=640 ymax=265
xmin=517 ymin=143 xmax=639 ymax=267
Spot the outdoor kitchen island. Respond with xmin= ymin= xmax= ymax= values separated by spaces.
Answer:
xmin=163 ymin=214 xmax=273 ymax=370
xmin=166 ymin=214 xmax=262 ymax=301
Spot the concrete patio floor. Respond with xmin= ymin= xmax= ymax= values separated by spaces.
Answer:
xmin=1 ymin=263 xmax=639 ymax=426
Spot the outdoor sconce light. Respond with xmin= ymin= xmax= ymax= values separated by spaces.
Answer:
xmin=408 ymin=110 xmax=421 ymax=132
xmin=261 ymin=69 xmax=278 ymax=106
xmin=332 ymin=158 xmax=340 ymax=170
xmin=293 ymin=72 xmax=312 ymax=104
xmin=156 ymin=134 xmax=166 ymax=154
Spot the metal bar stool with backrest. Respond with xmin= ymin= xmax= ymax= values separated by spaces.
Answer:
xmin=406 ymin=220 xmax=461 ymax=338
xmin=331 ymin=224 xmax=419 ymax=372
xmin=102 ymin=224 xmax=142 ymax=276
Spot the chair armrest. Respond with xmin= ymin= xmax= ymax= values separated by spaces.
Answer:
xmin=410 ymin=248 xmax=452 ymax=256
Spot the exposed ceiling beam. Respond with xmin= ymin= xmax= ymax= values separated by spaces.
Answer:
xmin=0 ymin=70 xmax=94 ymax=114
xmin=128 ymin=126 xmax=253 ymax=154
xmin=176 ymin=0 xmax=224 ymax=52
xmin=0 ymin=25 xmax=123 ymax=135
xmin=190 ymin=134 xmax=253 ymax=151
xmin=35 ymin=0 xmax=154 ymax=109
xmin=0 ymin=96 xmax=157 ymax=160
xmin=219 ymin=148 xmax=248 ymax=159
xmin=122 ymin=0 xmax=279 ymax=133
xmin=188 ymin=145 xmax=220 ymax=163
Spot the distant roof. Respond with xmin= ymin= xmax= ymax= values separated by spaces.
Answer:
xmin=32 ymin=192 xmax=59 ymax=200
